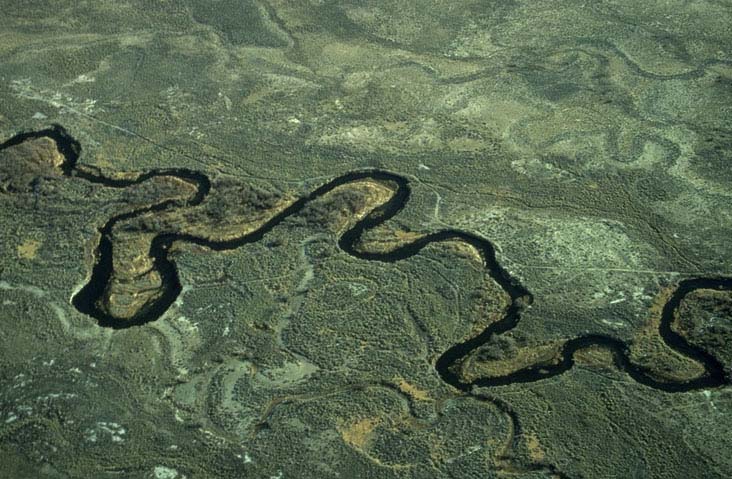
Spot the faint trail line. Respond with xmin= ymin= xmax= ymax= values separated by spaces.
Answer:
xmin=11 ymin=88 xmax=319 ymax=184
xmin=13 ymin=90 xmax=202 ymax=158
xmin=195 ymin=272 xmax=297 ymax=288
xmin=505 ymin=264 xmax=716 ymax=276
xmin=6 ymin=126 xmax=729 ymax=479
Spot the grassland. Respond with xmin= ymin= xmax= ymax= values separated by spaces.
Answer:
xmin=1 ymin=1 xmax=731 ymax=478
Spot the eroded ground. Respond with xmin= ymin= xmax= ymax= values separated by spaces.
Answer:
xmin=1 ymin=1 xmax=731 ymax=478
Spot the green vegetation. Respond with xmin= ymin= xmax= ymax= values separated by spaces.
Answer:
xmin=1 ymin=1 xmax=731 ymax=478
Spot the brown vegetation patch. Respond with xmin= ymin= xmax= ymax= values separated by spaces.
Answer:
xmin=339 ymin=417 xmax=380 ymax=450
xmin=674 ymin=288 xmax=732 ymax=366
xmin=359 ymin=227 xmax=426 ymax=254
xmin=0 ymin=136 xmax=64 ymax=193
xmin=630 ymin=285 xmax=706 ymax=383
xmin=299 ymin=179 xmax=396 ymax=234
xmin=457 ymin=340 xmax=564 ymax=383
xmin=526 ymin=433 xmax=546 ymax=462
xmin=395 ymin=378 xmax=431 ymax=401
xmin=102 ymin=231 xmax=163 ymax=320
xmin=16 ymin=239 xmax=41 ymax=260
xmin=573 ymin=345 xmax=615 ymax=368
xmin=441 ymin=240 xmax=483 ymax=264
xmin=182 ymin=196 xmax=295 ymax=241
